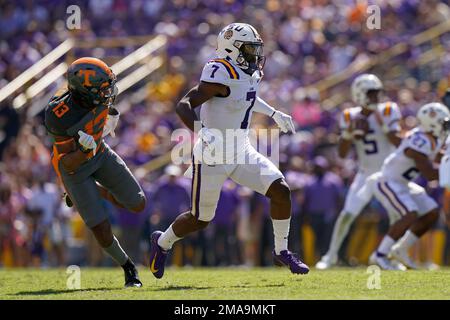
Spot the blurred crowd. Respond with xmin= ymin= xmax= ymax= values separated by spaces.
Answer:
xmin=1 ymin=0 xmax=450 ymax=268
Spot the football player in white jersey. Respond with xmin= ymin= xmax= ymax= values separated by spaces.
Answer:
xmin=316 ymin=74 xmax=403 ymax=269
xmin=148 ymin=23 xmax=309 ymax=279
xmin=360 ymin=102 xmax=450 ymax=269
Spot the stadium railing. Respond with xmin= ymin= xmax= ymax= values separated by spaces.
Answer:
xmin=1 ymin=35 xmax=168 ymax=116
xmin=313 ymin=19 xmax=450 ymax=109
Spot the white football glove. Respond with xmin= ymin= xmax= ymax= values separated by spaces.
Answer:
xmin=198 ymin=127 xmax=222 ymax=153
xmin=193 ymin=127 xmax=224 ymax=165
xmin=271 ymin=110 xmax=296 ymax=133
xmin=102 ymin=113 xmax=120 ymax=138
xmin=78 ymin=130 xmax=97 ymax=156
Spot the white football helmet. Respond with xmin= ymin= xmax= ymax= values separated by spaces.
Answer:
xmin=417 ymin=102 xmax=450 ymax=137
xmin=351 ymin=74 xmax=383 ymax=110
xmin=216 ymin=23 xmax=265 ymax=75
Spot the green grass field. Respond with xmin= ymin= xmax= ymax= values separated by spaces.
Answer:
xmin=1 ymin=267 xmax=450 ymax=300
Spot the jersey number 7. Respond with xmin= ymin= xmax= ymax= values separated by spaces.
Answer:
xmin=210 ymin=65 xmax=220 ymax=78
xmin=240 ymin=91 xmax=256 ymax=129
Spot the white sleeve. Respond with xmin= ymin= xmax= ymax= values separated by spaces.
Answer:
xmin=253 ymin=96 xmax=276 ymax=116
xmin=381 ymin=102 xmax=401 ymax=132
xmin=200 ymin=61 xmax=231 ymax=86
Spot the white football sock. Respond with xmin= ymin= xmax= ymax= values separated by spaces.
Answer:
xmin=395 ymin=230 xmax=419 ymax=251
xmin=272 ymin=218 xmax=290 ymax=254
xmin=157 ymin=224 xmax=181 ymax=251
xmin=377 ymin=235 xmax=395 ymax=256
xmin=327 ymin=212 xmax=356 ymax=258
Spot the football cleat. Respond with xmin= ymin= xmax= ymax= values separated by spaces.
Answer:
xmin=273 ymin=250 xmax=309 ymax=274
xmin=122 ymin=259 xmax=143 ymax=288
xmin=369 ymin=252 xmax=405 ymax=271
xmin=315 ymin=254 xmax=338 ymax=270
xmin=390 ymin=245 xmax=419 ymax=270
xmin=149 ymin=231 xmax=168 ymax=279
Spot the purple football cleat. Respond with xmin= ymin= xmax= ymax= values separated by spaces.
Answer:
xmin=149 ymin=231 xmax=168 ymax=279
xmin=273 ymin=250 xmax=310 ymax=274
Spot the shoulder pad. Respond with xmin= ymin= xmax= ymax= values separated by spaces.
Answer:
xmin=200 ymin=59 xmax=240 ymax=85
xmin=406 ymin=131 xmax=434 ymax=155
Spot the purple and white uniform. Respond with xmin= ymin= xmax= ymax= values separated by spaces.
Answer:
xmin=188 ymin=58 xmax=283 ymax=222
xmin=339 ymin=102 xmax=401 ymax=216
xmin=360 ymin=128 xmax=442 ymax=223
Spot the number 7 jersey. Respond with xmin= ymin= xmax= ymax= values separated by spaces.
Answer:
xmin=199 ymin=58 xmax=261 ymax=135
xmin=339 ymin=102 xmax=401 ymax=174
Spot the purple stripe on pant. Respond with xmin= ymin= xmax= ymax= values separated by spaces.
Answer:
xmin=195 ymin=163 xmax=202 ymax=219
xmin=384 ymin=182 xmax=409 ymax=215
xmin=377 ymin=182 xmax=405 ymax=216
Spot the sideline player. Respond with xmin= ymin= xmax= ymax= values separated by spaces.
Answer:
xmin=316 ymin=74 xmax=402 ymax=269
xmin=149 ymin=23 xmax=309 ymax=279
xmin=361 ymin=103 xmax=450 ymax=269
xmin=44 ymin=57 xmax=146 ymax=287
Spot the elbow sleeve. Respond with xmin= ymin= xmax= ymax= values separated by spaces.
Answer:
xmin=253 ymin=96 xmax=275 ymax=117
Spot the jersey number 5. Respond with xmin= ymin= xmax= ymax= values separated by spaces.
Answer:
xmin=363 ymin=130 xmax=378 ymax=155
xmin=240 ymin=91 xmax=256 ymax=129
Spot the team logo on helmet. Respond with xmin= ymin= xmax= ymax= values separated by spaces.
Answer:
xmin=224 ymin=29 xmax=233 ymax=40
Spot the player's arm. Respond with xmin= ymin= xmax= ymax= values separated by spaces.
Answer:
xmin=253 ymin=97 xmax=295 ymax=133
xmin=434 ymin=148 xmax=445 ymax=164
xmin=337 ymin=134 xmax=353 ymax=158
xmin=404 ymin=147 xmax=438 ymax=181
xmin=175 ymin=81 xmax=228 ymax=132
xmin=337 ymin=112 xmax=354 ymax=158
xmin=382 ymin=103 xmax=403 ymax=147
xmin=386 ymin=130 xmax=402 ymax=147
xmin=53 ymin=135 xmax=89 ymax=173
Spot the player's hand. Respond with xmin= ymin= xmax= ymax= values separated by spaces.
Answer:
xmin=352 ymin=115 xmax=369 ymax=139
xmin=198 ymin=127 xmax=221 ymax=153
xmin=103 ymin=112 xmax=120 ymax=138
xmin=272 ymin=110 xmax=296 ymax=134
xmin=78 ymin=130 xmax=97 ymax=155
xmin=341 ymin=129 xmax=354 ymax=140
